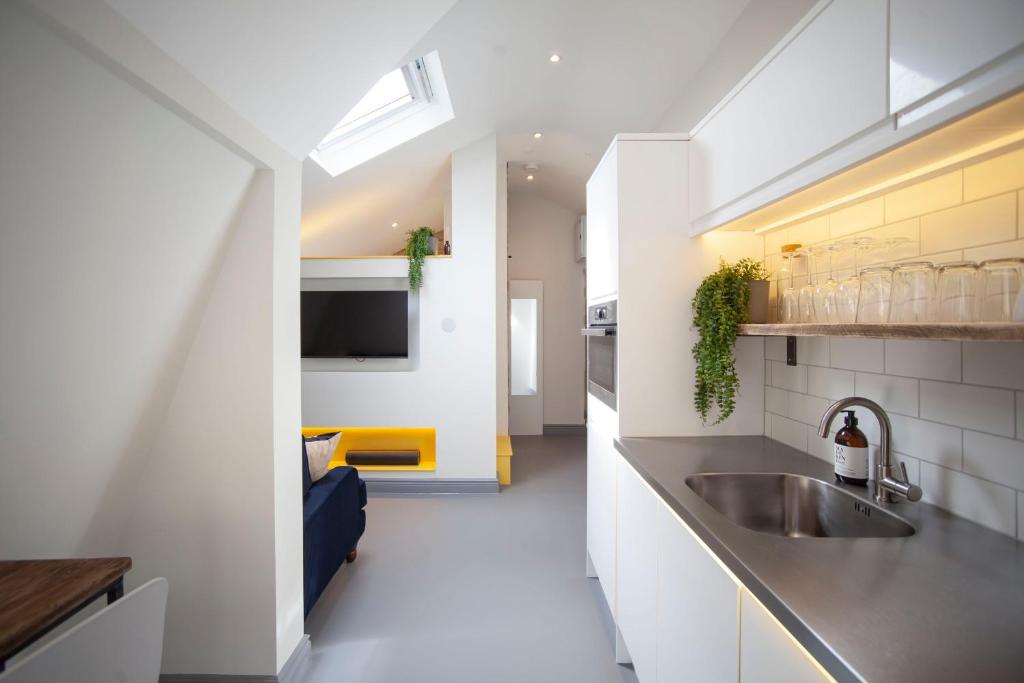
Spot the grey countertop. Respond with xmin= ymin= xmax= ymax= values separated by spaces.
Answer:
xmin=614 ymin=435 xmax=1024 ymax=683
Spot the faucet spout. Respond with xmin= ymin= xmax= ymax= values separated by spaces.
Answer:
xmin=818 ymin=397 xmax=922 ymax=504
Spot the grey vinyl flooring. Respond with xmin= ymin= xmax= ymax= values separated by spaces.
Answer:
xmin=302 ymin=434 xmax=638 ymax=683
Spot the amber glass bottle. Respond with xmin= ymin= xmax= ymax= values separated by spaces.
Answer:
xmin=834 ymin=410 xmax=868 ymax=486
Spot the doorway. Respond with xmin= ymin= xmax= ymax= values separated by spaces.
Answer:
xmin=509 ymin=279 xmax=543 ymax=435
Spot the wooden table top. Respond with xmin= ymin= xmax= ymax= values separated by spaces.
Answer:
xmin=0 ymin=557 xmax=131 ymax=661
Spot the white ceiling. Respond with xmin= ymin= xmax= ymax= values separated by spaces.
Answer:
xmin=301 ymin=0 xmax=754 ymax=256
xmin=102 ymin=0 xmax=458 ymax=159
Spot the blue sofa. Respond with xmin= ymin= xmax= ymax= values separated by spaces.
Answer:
xmin=302 ymin=437 xmax=367 ymax=617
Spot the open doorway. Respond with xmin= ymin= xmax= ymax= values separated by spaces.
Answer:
xmin=509 ymin=279 xmax=543 ymax=434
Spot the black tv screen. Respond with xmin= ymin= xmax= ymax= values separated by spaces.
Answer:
xmin=301 ymin=290 xmax=409 ymax=358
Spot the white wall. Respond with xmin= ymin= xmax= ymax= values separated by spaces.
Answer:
xmin=507 ymin=193 xmax=586 ymax=426
xmin=656 ymin=0 xmax=816 ymax=133
xmin=301 ymin=134 xmax=500 ymax=480
xmin=0 ymin=1 xmax=303 ymax=675
xmin=761 ymin=147 xmax=1024 ymax=540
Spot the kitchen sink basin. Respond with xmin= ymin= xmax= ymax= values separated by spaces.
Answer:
xmin=685 ymin=473 xmax=915 ymax=538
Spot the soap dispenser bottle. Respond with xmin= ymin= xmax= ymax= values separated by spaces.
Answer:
xmin=834 ymin=410 xmax=868 ymax=486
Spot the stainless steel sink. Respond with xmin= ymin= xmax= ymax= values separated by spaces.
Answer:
xmin=685 ymin=473 xmax=915 ymax=538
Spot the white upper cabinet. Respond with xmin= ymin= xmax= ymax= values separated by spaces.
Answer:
xmin=689 ymin=0 xmax=888 ymax=224
xmin=585 ymin=145 xmax=619 ymax=303
xmin=890 ymin=0 xmax=1024 ymax=115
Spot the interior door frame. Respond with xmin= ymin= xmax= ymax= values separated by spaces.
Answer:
xmin=509 ymin=279 xmax=543 ymax=435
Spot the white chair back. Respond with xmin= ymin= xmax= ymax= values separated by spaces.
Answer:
xmin=0 ymin=577 xmax=168 ymax=683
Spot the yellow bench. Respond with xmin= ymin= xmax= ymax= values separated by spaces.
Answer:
xmin=302 ymin=427 xmax=436 ymax=472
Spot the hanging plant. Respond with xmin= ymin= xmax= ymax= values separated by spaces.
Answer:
xmin=692 ymin=258 xmax=770 ymax=425
xmin=405 ymin=227 xmax=434 ymax=290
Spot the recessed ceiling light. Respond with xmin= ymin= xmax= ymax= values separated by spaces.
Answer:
xmin=391 ymin=222 xmax=399 ymax=228
xmin=526 ymin=174 xmax=534 ymax=181
xmin=549 ymin=53 xmax=561 ymax=63
xmin=533 ymin=132 xmax=543 ymax=139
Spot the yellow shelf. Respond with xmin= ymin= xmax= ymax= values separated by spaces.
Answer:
xmin=737 ymin=322 xmax=1024 ymax=342
xmin=303 ymin=426 xmax=437 ymax=472
xmin=300 ymin=255 xmax=452 ymax=260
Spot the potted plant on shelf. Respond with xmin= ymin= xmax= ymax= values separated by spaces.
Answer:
xmin=405 ymin=227 xmax=436 ymax=290
xmin=692 ymin=258 xmax=770 ymax=425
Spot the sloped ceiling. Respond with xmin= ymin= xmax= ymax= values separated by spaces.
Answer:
xmin=300 ymin=0 xmax=753 ymax=256
xmin=102 ymin=0 xmax=459 ymax=159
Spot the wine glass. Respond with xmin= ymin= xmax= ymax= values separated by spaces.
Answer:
xmin=780 ymin=249 xmax=799 ymax=323
xmin=812 ymin=244 xmax=840 ymax=323
xmin=798 ymin=247 xmax=817 ymax=323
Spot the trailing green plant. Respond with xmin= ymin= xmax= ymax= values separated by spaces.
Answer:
xmin=691 ymin=258 xmax=770 ymax=425
xmin=405 ymin=227 xmax=434 ymax=290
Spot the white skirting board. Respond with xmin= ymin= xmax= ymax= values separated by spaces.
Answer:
xmin=365 ymin=478 xmax=499 ymax=494
xmin=159 ymin=635 xmax=310 ymax=683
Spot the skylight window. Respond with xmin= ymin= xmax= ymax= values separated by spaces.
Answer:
xmin=310 ymin=51 xmax=454 ymax=176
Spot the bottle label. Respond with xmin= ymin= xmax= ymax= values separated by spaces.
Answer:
xmin=834 ymin=444 xmax=868 ymax=479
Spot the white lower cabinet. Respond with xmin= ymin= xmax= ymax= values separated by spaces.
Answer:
xmin=610 ymin=454 xmax=833 ymax=683
xmin=740 ymin=589 xmax=833 ymax=683
xmin=656 ymin=501 xmax=739 ymax=682
xmin=615 ymin=458 xmax=659 ymax=681
xmin=586 ymin=414 xmax=618 ymax=614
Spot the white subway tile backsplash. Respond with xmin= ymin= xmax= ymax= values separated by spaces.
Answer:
xmin=921 ymin=462 xmax=1017 ymax=537
xmin=963 ymin=343 xmax=1024 ymax=391
xmin=889 ymin=414 xmax=963 ymax=470
xmin=789 ymin=392 xmax=830 ymax=426
xmin=964 ymin=431 xmax=1024 ymax=490
xmin=963 ymin=238 xmax=1024 ymax=262
xmin=964 ymin=146 xmax=1024 ymax=201
xmin=855 ymin=372 xmax=918 ymax=417
xmin=789 ymin=216 xmax=828 ymax=246
xmin=920 ymin=380 xmax=1015 ymax=437
xmin=770 ymin=414 xmax=807 ymax=452
xmin=765 ymin=336 xmax=787 ymax=362
xmin=760 ymin=146 xmax=1024 ymax=537
xmin=796 ymin=336 xmax=829 ymax=367
xmin=920 ymin=193 xmax=1017 ymax=255
xmin=770 ymin=360 xmax=806 ymax=393
xmin=830 ymin=337 xmax=884 ymax=372
xmin=829 ymin=198 xmax=884 ymax=238
xmin=885 ymin=170 xmax=962 ymax=223
xmin=765 ymin=386 xmax=788 ymax=416
xmin=884 ymin=340 xmax=960 ymax=381
xmin=1018 ymin=392 xmax=1024 ymax=440
xmin=806 ymin=366 xmax=855 ymax=400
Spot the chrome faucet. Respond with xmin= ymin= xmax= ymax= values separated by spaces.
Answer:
xmin=818 ymin=397 xmax=923 ymax=504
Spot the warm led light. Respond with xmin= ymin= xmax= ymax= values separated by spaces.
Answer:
xmin=533 ymin=132 xmax=543 ymax=139
xmin=391 ymin=222 xmax=399 ymax=228
xmin=526 ymin=174 xmax=534 ymax=181
xmin=548 ymin=53 xmax=561 ymax=63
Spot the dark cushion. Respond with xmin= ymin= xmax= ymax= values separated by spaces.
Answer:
xmin=303 ymin=465 xmax=367 ymax=617
xmin=301 ymin=437 xmax=312 ymax=498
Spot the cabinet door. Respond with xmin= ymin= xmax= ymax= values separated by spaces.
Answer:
xmin=586 ymin=409 xmax=617 ymax=614
xmin=585 ymin=145 xmax=618 ymax=302
xmin=740 ymin=589 xmax=832 ymax=683
xmin=656 ymin=503 xmax=739 ymax=683
xmin=616 ymin=458 xmax=659 ymax=682
xmin=890 ymin=0 xmax=1024 ymax=114
xmin=689 ymin=0 xmax=888 ymax=222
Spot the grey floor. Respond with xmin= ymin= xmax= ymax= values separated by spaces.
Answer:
xmin=303 ymin=434 xmax=638 ymax=683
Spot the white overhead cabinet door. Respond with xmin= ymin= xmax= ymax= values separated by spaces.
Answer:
xmin=889 ymin=0 xmax=1024 ymax=115
xmin=689 ymin=0 xmax=888 ymax=224
xmin=585 ymin=145 xmax=619 ymax=303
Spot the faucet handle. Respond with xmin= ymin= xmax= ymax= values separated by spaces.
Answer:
xmin=898 ymin=462 xmax=924 ymax=502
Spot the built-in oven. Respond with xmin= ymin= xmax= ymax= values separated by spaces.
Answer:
xmin=582 ymin=300 xmax=617 ymax=410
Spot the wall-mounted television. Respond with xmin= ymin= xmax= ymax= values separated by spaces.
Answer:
xmin=301 ymin=290 xmax=409 ymax=359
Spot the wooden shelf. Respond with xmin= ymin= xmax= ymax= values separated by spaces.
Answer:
xmin=738 ymin=322 xmax=1024 ymax=342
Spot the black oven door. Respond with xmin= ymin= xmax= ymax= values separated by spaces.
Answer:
xmin=584 ymin=327 xmax=616 ymax=409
